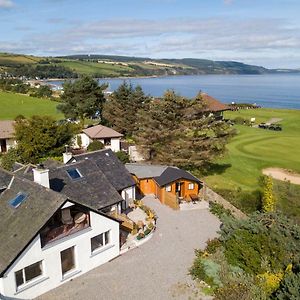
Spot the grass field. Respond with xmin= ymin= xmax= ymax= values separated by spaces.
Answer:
xmin=58 ymin=60 xmax=134 ymax=76
xmin=204 ymin=108 xmax=300 ymax=191
xmin=0 ymin=91 xmax=63 ymax=120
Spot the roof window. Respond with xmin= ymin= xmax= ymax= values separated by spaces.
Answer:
xmin=9 ymin=192 xmax=27 ymax=208
xmin=66 ymin=168 xmax=82 ymax=180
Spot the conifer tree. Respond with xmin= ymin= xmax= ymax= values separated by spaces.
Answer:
xmin=134 ymin=91 xmax=235 ymax=168
xmin=102 ymin=82 xmax=150 ymax=136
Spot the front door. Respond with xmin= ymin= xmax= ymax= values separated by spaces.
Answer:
xmin=0 ymin=139 xmax=7 ymax=152
xmin=175 ymin=182 xmax=184 ymax=197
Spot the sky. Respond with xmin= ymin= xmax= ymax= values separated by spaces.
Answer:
xmin=0 ymin=0 xmax=300 ymax=68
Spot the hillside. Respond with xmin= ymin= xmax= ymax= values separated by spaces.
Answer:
xmin=1 ymin=52 xmax=299 ymax=78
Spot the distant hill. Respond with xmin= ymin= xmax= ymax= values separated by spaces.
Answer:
xmin=1 ymin=52 xmax=299 ymax=79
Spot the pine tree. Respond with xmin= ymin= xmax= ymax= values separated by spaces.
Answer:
xmin=102 ymin=82 xmax=150 ymax=136
xmin=134 ymin=91 xmax=235 ymax=168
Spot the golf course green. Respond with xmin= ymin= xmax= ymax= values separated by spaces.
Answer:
xmin=0 ymin=91 xmax=63 ymax=120
xmin=204 ymin=108 xmax=300 ymax=191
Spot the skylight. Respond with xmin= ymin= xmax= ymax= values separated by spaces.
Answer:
xmin=9 ymin=192 xmax=27 ymax=208
xmin=66 ymin=168 xmax=82 ymax=180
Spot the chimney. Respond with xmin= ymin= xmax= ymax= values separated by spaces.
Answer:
xmin=33 ymin=165 xmax=50 ymax=188
xmin=63 ymin=152 xmax=73 ymax=164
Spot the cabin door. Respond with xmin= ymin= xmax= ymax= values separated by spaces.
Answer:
xmin=0 ymin=139 xmax=7 ymax=152
xmin=176 ymin=182 xmax=184 ymax=197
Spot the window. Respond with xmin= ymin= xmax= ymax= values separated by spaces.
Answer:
xmin=91 ymin=231 xmax=110 ymax=253
xmin=165 ymin=185 xmax=172 ymax=192
xmin=15 ymin=261 xmax=43 ymax=289
xmin=103 ymin=138 xmax=111 ymax=146
xmin=9 ymin=192 xmax=27 ymax=208
xmin=60 ymin=246 xmax=75 ymax=276
xmin=66 ymin=168 xmax=82 ymax=180
xmin=188 ymin=183 xmax=195 ymax=190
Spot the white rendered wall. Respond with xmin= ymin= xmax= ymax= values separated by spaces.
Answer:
xmin=0 ymin=209 xmax=120 ymax=299
xmin=0 ymin=138 xmax=16 ymax=153
xmin=121 ymin=186 xmax=136 ymax=208
xmin=109 ymin=138 xmax=121 ymax=152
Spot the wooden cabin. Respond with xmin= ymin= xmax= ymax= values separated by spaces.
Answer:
xmin=126 ymin=164 xmax=202 ymax=209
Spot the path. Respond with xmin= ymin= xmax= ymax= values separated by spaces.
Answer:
xmin=39 ymin=196 xmax=220 ymax=300
xmin=263 ymin=168 xmax=300 ymax=185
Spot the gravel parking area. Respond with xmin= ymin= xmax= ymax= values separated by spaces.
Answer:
xmin=39 ymin=196 xmax=220 ymax=300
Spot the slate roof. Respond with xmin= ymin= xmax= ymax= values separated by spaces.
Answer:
xmin=70 ymin=149 xmax=135 ymax=191
xmin=199 ymin=93 xmax=230 ymax=112
xmin=83 ymin=124 xmax=123 ymax=139
xmin=0 ymin=120 xmax=15 ymax=139
xmin=0 ymin=168 xmax=13 ymax=190
xmin=125 ymin=163 xmax=168 ymax=179
xmin=49 ymin=159 xmax=123 ymax=210
xmin=0 ymin=175 xmax=67 ymax=276
xmin=154 ymin=167 xmax=201 ymax=187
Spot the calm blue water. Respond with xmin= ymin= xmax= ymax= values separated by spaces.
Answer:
xmin=49 ymin=74 xmax=300 ymax=109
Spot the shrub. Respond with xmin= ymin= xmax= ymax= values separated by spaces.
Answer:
xmin=144 ymin=228 xmax=151 ymax=235
xmin=206 ymin=238 xmax=222 ymax=254
xmin=209 ymin=202 xmax=233 ymax=219
xmin=233 ymin=117 xmax=246 ymax=125
xmin=136 ymin=233 xmax=145 ymax=240
xmin=262 ymin=176 xmax=276 ymax=212
xmin=87 ymin=140 xmax=104 ymax=152
xmin=257 ymin=271 xmax=284 ymax=295
xmin=115 ymin=151 xmax=130 ymax=163
xmin=274 ymin=272 xmax=300 ymax=299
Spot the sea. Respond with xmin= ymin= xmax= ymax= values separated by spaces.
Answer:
xmin=48 ymin=74 xmax=300 ymax=109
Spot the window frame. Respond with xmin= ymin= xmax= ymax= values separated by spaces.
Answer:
xmin=91 ymin=230 xmax=111 ymax=254
xmin=188 ymin=183 xmax=195 ymax=190
xmin=60 ymin=246 xmax=76 ymax=277
xmin=15 ymin=261 xmax=43 ymax=290
xmin=165 ymin=184 xmax=172 ymax=192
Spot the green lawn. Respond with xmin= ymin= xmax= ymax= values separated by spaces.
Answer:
xmin=0 ymin=91 xmax=63 ymax=120
xmin=204 ymin=108 xmax=300 ymax=191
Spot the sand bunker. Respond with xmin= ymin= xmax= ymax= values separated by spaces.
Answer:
xmin=262 ymin=168 xmax=300 ymax=185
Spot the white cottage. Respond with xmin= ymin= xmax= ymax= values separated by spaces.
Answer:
xmin=0 ymin=120 xmax=17 ymax=153
xmin=77 ymin=124 xmax=123 ymax=152
xmin=0 ymin=163 xmax=122 ymax=299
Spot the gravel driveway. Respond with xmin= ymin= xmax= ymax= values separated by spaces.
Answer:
xmin=39 ymin=196 xmax=220 ymax=300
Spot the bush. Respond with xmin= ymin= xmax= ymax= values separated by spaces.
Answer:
xmin=115 ymin=151 xmax=130 ymax=163
xmin=87 ymin=140 xmax=104 ymax=152
xmin=144 ymin=228 xmax=151 ymax=235
xmin=209 ymin=202 xmax=233 ymax=219
xmin=274 ymin=272 xmax=300 ymax=299
xmin=206 ymin=238 xmax=222 ymax=254
xmin=261 ymin=176 xmax=276 ymax=212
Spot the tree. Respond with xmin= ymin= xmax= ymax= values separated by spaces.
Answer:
xmin=262 ymin=176 xmax=276 ymax=212
xmin=102 ymin=82 xmax=150 ymax=136
xmin=134 ymin=91 xmax=235 ymax=168
xmin=30 ymin=85 xmax=53 ymax=98
xmin=87 ymin=140 xmax=104 ymax=152
xmin=57 ymin=76 xmax=107 ymax=123
xmin=13 ymin=116 xmax=78 ymax=163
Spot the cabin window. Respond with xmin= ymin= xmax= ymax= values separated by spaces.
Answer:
xmin=188 ymin=183 xmax=195 ymax=190
xmin=165 ymin=185 xmax=172 ymax=192
xmin=61 ymin=246 xmax=75 ymax=276
xmin=15 ymin=261 xmax=43 ymax=289
xmin=91 ymin=231 xmax=110 ymax=253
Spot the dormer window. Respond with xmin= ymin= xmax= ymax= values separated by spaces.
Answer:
xmin=66 ymin=168 xmax=82 ymax=180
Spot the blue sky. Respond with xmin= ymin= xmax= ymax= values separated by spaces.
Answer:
xmin=0 ymin=0 xmax=299 ymax=68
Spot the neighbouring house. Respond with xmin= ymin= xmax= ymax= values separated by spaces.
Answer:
xmin=0 ymin=166 xmax=121 ymax=299
xmin=126 ymin=164 xmax=203 ymax=209
xmin=0 ymin=120 xmax=16 ymax=153
xmin=198 ymin=93 xmax=230 ymax=119
xmin=75 ymin=124 xmax=123 ymax=152
xmin=66 ymin=149 xmax=136 ymax=209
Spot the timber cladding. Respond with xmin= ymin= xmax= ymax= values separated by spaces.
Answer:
xmin=161 ymin=189 xmax=179 ymax=210
xmin=139 ymin=178 xmax=157 ymax=194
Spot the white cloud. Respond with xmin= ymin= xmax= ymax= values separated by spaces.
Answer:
xmin=0 ymin=0 xmax=14 ymax=8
